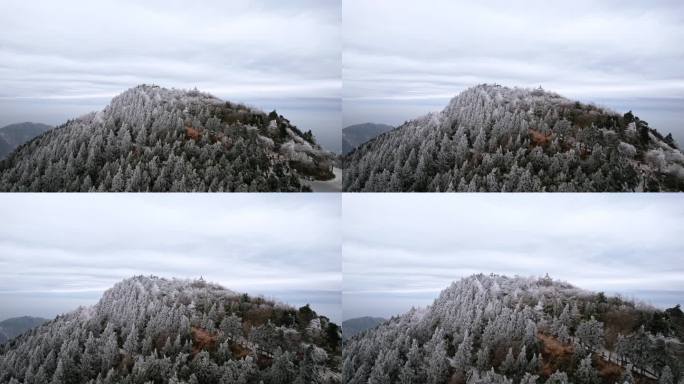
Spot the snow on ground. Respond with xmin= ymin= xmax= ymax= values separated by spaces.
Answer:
xmin=305 ymin=167 xmax=341 ymax=192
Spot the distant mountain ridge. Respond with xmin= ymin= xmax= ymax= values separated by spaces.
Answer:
xmin=0 ymin=85 xmax=335 ymax=192
xmin=0 ymin=276 xmax=341 ymax=384
xmin=0 ymin=122 xmax=52 ymax=159
xmin=342 ymin=316 xmax=385 ymax=340
xmin=343 ymin=84 xmax=684 ymax=191
xmin=342 ymin=123 xmax=394 ymax=155
xmin=343 ymin=274 xmax=683 ymax=384
xmin=0 ymin=316 xmax=47 ymax=345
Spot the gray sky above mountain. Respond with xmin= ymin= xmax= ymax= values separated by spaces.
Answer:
xmin=343 ymin=194 xmax=684 ymax=320
xmin=0 ymin=0 xmax=341 ymax=152
xmin=343 ymin=0 xmax=684 ymax=146
xmin=0 ymin=194 xmax=341 ymax=322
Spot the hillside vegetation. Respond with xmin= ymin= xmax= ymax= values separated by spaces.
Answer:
xmin=0 ymin=123 xmax=52 ymax=159
xmin=342 ymin=123 xmax=394 ymax=155
xmin=0 ymin=317 xmax=47 ymax=345
xmin=0 ymin=85 xmax=334 ymax=192
xmin=342 ymin=317 xmax=385 ymax=341
xmin=343 ymin=85 xmax=684 ymax=192
xmin=343 ymin=274 xmax=683 ymax=384
xmin=0 ymin=276 xmax=341 ymax=384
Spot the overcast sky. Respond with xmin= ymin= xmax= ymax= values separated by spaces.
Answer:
xmin=343 ymin=194 xmax=684 ymax=320
xmin=0 ymin=194 xmax=341 ymax=323
xmin=0 ymin=0 xmax=342 ymax=152
xmin=343 ymin=0 xmax=684 ymax=145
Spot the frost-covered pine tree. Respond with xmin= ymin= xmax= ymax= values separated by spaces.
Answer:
xmin=575 ymin=355 xmax=600 ymax=384
xmin=0 ymin=276 xmax=341 ymax=384
xmin=576 ymin=317 xmax=604 ymax=353
xmin=661 ymin=366 xmax=675 ymax=384
xmin=342 ymin=274 xmax=683 ymax=384
xmin=0 ymin=85 xmax=335 ymax=192
xmin=546 ymin=370 xmax=569 ymax=384
xmin=343 ymin=84 xmax=684 ymax=192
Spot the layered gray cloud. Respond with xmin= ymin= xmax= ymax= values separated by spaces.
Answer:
xmin=0 ymin=0 xmax=342 ymax=151
xmin=0 ymin=194 xmax=341 ymax=322
xmin=343 ymin=0 xmax=684 ymax=145
xmin=343 ymin=194 xmax=684 ymax=320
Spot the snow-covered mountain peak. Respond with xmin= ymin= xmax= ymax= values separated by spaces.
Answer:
xmin=344 ymin=84 xmax=684 ymax=191
xmin=0 ymin=84 xmax=335 ymax=191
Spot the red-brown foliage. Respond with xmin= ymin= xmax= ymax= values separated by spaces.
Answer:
xmin=185 ymin=126 xmax=200 ymax=141
xmin=191 ymin=327 xmax=218 ymax=356
xmin=537 ymin=333 xmax=574 ymax=376
xmin=529 ymin=129 xmax=553 ymax=146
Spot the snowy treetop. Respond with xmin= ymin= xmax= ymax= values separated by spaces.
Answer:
xmin=1 ymin=275 xmax=342 ymax=383
xmin=344 ymin=83 xmax=684 ymax=191
xmin=343 ymin=273 xmax=682 ymax=383
xmin=0 ymin=84 xmax=335 ymax=191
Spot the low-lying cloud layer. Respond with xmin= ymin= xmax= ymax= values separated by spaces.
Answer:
xmin=0 ymin=0 xmax=342 ymax=151
xmin=343 ymin=194 xmax=684 ymax=320
xmin=343 ymin=0 xmax=684 ymax=145
xmin=0 ymin=194 xmax=341 ymax=322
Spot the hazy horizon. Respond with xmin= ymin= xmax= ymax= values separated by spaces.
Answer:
xmin=343 ymin=0 xmax=684 ymax=146
xmin=342 ymin=276 xmax=684 ymax=321
xmin=0 ymin=93 xmax=342 ymax=153
xmin=0 ymin=194 xmax=342 ymax=323
xmin=0 ymin=280 xmax=342 ymax=324
xmin=342 ymin=92 xmax=684 ymax=149
xmin=343 ymin=194 xmax=684 ymax=320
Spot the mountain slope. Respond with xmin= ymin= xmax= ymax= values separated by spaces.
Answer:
xmin=343 ymin=84 xmax=684 ymax=192
xmin=0 ymin=85 xmax=335 ymax=192
xmin=342 ymin=317 xmax=385 ymax=340
xmin=0 ymin=276 xmax=341 ymax=384
xmin=0 ymin=122 xmax=52 ymax=159
xmin=342 ymin=123 xmax=394 ymax=155
xmin=343 ymin=274 xmax=683 ymax=384
xmin=0 ymin=317 xmax=47 ymax=345
xmin=0 ymin=139 xmax=10 ymax=160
